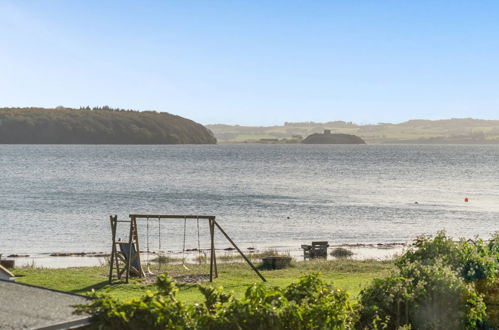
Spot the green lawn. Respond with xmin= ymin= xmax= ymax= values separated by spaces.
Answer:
xmin=13 ymin=259 xmax=393 ymax=304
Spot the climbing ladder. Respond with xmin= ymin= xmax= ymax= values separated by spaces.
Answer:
xmin=108 ymin=215 xmax=145 ymax=283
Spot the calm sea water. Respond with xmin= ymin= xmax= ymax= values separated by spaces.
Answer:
xmin=1 ymin=145 xmax=498 ymax=257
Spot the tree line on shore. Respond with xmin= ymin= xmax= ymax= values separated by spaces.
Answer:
xmin=0 ymin=106 xmax=216 ymax=144
xmin=208 ymin=118 xmax=499 ymax=144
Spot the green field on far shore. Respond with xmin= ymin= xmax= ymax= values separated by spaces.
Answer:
xmin=13 ymin=259 xmax=394 ymax=303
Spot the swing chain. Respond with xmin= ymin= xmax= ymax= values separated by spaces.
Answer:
xmin=182 ymin=216 xmax=187 ymax=262
xmin=146 ymin=217 xmax=150 ymax=267
xmin=146 ymin=217 xmax=150 ymax=253
xmin=158 ymin=216 xmax=163 ymax=271
xmin=197 ymin=216 xmax=201 ymax=250
xmin=158 ymin=217 xmax=161 ymax=252
xmin=196 ymin=216 xmax=203 ymax=264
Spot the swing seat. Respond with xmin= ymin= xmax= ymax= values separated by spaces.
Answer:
xmin=118 ymin=242 xmax=142 ymax=276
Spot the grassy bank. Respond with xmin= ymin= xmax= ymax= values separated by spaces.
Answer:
xmin=13 ymin=259 xmax=393 ymax=303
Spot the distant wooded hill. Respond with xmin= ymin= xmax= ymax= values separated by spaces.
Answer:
xmin=302 ymin=131 xmax=366 ymax=144
xmin=0 ymin=107 xmax=216 ymax=144
xmin=207 ymin=119 xmax=499 ymax=144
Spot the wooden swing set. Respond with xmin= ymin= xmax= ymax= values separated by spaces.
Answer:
xmin=109 ymin=214 xmax=266 ymax=283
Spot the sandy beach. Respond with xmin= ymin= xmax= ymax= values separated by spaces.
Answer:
xmin=6 ymin=242 xmax=404 ymax=268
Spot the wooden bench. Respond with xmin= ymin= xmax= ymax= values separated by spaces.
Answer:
xmin=301 ymin=241 xmax=329 ymax=260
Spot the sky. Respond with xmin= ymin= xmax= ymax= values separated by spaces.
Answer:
xmin=1 ymin=1 xmax=498 ymax=126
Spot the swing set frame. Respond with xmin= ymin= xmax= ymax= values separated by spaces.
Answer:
xmin=109 ymin=214 xmax=266 ymax=283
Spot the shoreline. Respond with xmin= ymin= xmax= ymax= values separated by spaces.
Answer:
xmin=3 ymin=243 xmax=405 ymax=268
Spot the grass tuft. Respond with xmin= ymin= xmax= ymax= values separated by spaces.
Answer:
xmin=330 ymin=247 xmax=354 ymax=259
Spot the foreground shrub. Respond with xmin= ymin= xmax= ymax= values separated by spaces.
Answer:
xmin=358 ymin=261 xmax=486 ymax=329
xmin=78 ymin=273 xmax=356 ymax=329
xmin=396 ymin=231 xmax=497 ymax=282
xmin=77 ymin=275 xmax=196 ymax=329
xmin=476 ymin=277 xmax=499 ymax=329
xmin=397 ymin=231 xmax=499 ymax=327
xmin=358 ymin=232 xmax=499 ymax=329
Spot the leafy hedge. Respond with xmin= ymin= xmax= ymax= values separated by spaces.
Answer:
xmin=78 ymin=273 xmax=356 ymax=329
xmin=359 ymin=231 xmax=499 ymax=329
xmin=358 ymin=261 xmax=486 ymax=329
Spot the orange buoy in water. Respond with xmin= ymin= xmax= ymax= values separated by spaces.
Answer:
xmin=464 ymin=197 xmax=469 ymax=203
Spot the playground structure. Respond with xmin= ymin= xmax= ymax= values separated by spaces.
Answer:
xmin=109 ymin=214 xmax=266 ymax=283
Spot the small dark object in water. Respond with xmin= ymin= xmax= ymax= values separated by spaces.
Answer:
xmin=247 ymin=247 xmax=255 ymax=250
xmin=224 ymin=247 xmax=235 ymax=251
xmin=7 ymin=254 xmax=29 ymax=258
xmin=414 ymin=201 xmax=419 ymax=205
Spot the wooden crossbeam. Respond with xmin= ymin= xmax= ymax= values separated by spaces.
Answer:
xmin=129 ymin=214 xmax=215 ymax=219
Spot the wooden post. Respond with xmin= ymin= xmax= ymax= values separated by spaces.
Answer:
xmin=212 ymin=217 xmax=218 ymax=278
xmin=108 ymin=215 xmax=117 ymax=283
xmin=209 ymin=218 xmax=215 ymax=282
xmin=133 ymin=216 xmax=145 ymax=278
xmin=125 ymin=216 xmax=134 ymax=283
xmin=213 ymin=219 xmax=266 ymax=282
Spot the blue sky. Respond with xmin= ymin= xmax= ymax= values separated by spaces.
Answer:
xmin=1 ymin=1 xmax=498 ymax=125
